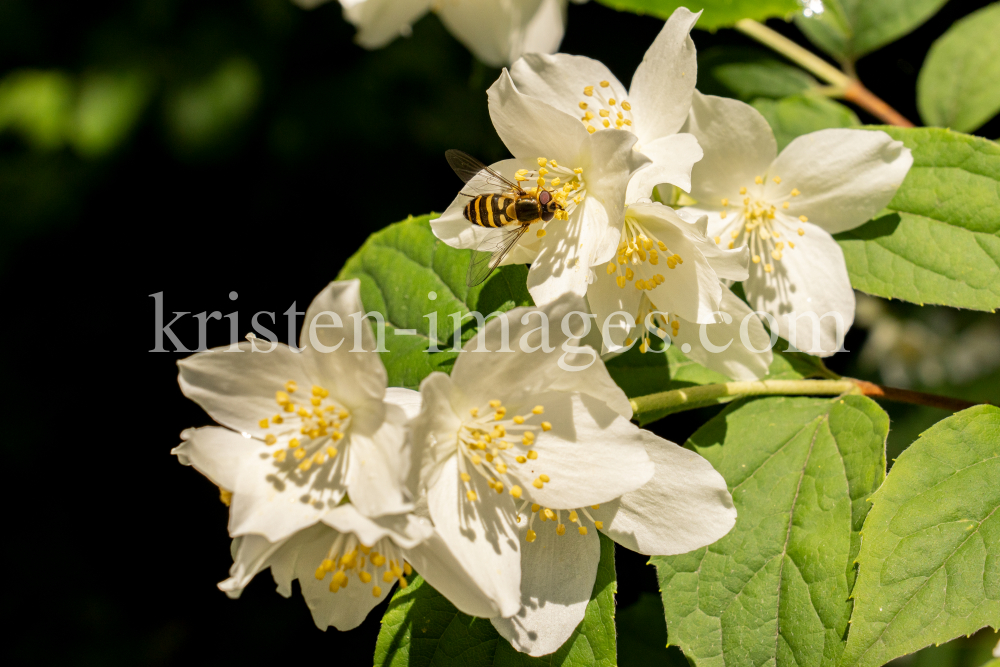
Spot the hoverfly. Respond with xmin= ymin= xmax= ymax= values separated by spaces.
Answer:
xmin=445 ymin=149 xmax=563 ymax=287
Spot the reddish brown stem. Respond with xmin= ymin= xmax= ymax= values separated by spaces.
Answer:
xmin=851 ymin=379 xmax=983 ymax=412
xmin=843 ymin=81 xmax=915 ymax=127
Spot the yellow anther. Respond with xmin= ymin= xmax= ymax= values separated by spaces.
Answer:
xmin=510 ymin=485 xmax=522 ymax=498
xmin=755 ymin=176 xmax=763 ymax=184
xmin=764 ymin=264 xmax=774 ymax=273
xmin=526 ymin=530 xmax=537 ymax=543
xmin=495 ymin=463 xmax=507 ymax=474
xmin=578 ymin=526 xmax=588 ymax=535
xmin=773 ymin=176 xmax=782 ymax=184
xmin=383 ymin=571 xmax=395 ymax=583
xmin=522 ymin=433 xmax=535 ymax=446
xmin=635 ymin=280 xmax=645 ymax=290
xmin=516 ymin=455 xmax=527 ymax=463
xmin=599 ymin=109 xmax=610 ymax=117
xmin=568 ymin=511 xmax=579 ymax=522
xmin=460 ymin=472 xmax=471 ymax=482
xmin=536 ymin=228 xmax=547 ymax=239
xmin=313 ymin=452 xmax=326 ymax=465
xmin=594 ymin=521 xmax=604 ymax=529
xmin=332 ymin=431 xmax=344 ymax=441
xmin=543 ymin=509 xmax=556 ymax=520
xmin=320 ymin=559 xmax=335 ymax=571
xmin=359 ymin=545 xmax=371 ymax=555
xmin=536 ymin=157 xmax=547 ymax=167
xmin=616 ymin=276 xmax=626 ymax=288
xmin=721 ymin=198 xmax=729 ymax=206
xmin=489 ymin=399 xmax=502 ymax=408
xmin=264 ymin=434 xmax=277 ymax=446
xmin=371 ymin=585 xmax=382 ymax=597
xmin=276 ymin=391 xmax=290 ymax=405
xmin=532 ymin=405 xmax=544 ymax=415
xmin=782 ymin=201 xmax=790 ymax=209
xmin=739 ymin=186 xmax=747 ymax=194
xmin=789 ymin=241 xmax=796 ymax=248
xmin=799 ymin=215 xmax=808 ymax=222
xmin=586 ymin=125 xmax=596 ymax=134
xmin=600 ymin=80 xmax=610 ymax=87
xmin=625 ymin=268 xmax=634 ymax=281
xmin=467 ymin=490 xmax=477 ymax=501
xmin=369 ymin=553 xmax=385 ymax=567
xmin=298 ymin=460 xmax=312 ymax=471
xmin=533 ymin=478 xmax=544 ymax=489
xmin=602 ymin=119 xmax=610 ymax=127
xmin=720 ymin=211 xmax=728 ymax=219
xmin=485 ymin=453 xmax=494 ymax=463
xmin=273 ymin=449 xmax=286 ymax=461
xmin=798 ymin=228 xmax=805 ymax=236
xmin=556 ymin=523 xmax=566 ymax=536
xmin=728 ymin=241 xmax=734 ymax=249
xmin=583 ymin=86 xmax=594 ymax=96
xmin=608 ymin=98 xmax=616 ymax=105
xmin=494 ymin=407 xmax=507 ymax=419
xmin=471 ymin=455 xmax=481 ymax=465
xmin=537 ymin=177 xmax=546 ymax=186
xmin=310 ymin=397 xmax=321 ymax=406
xmin=527 ymin=450 xmax=538 ymax=459
xmin=297 ymin=407 xmax=309 ymax=418
xmin=540 ymin=421 xmax=551 ymax=431
xmin=752 ymin=255 xmax=761 ymax=263
xmin=358 ymin=571 xmax=372 ymax=584
xmin=404 ymin=562 xmax=413 ymax=576
xmin=538 ymin=167 xmax=548 ymax=176
xmin=284 ymin=380 xmax=297 ymax=393
xmin=218 ymin=488 xmax=232 ymax=506
xmin=325 ymin=446 xmax=337 ymax=458
xmin=772 ymin=250 xmax=782 ymax=260
xmin=539 ymin=474 xmax=550 ymax=483
xmin=259 ymin=418 xmax=270 ymax=429
xmin=470 ymin=407 xmax=479 ymax=417
xmin=791 ymin=188 xmax=800 ymax=196
xmin=294 ymin=448 xmax=306 ymax=460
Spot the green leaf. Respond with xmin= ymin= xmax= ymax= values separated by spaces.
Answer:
xmin=751 ymin=94 xmax=860 ymax=151
xmin=794 ymin=0 xmax=949 ymax=63
xmin=835 ymin=127 xmax=1000 ymax=312
xmin=374 ymin=533 xmax=617 ymax=666
xmin=336 ymin=213 xmax=534 ymax=389
xmin=653 ymin=395 xmax=889 ymax=667
xmin=917 ymin=3 xmax=1000 ymax=133
xmin=840 ymin=405 xmax=1000 ymax=667
xmin=697 ymin=46 xmax=817 ymax=102
xmin=593 ymin=0 xmax=800 ymax=31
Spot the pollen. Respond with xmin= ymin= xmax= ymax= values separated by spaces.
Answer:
xmin=541 ymin=421 xmax=551 ymax=431
xmin=755 ymin=176 xmax=763 ymax=184
xmin=773 ymin=176 xmax=782 ymax=184
xmin=467 ymin=490 xmax=477 ymax=502
xmin=740 ymin=187 xmax=747 ymax=194
xmin=532 ymin=405 xmax=544 ymax=414
xmin=798 ymin=228 xmax=805 ymax=235
xmin=526 ymin=530 xmax=537 ymax=543
xmin=510 ymin=485 xmax=522 ymax=498
xmin=264 ymin=434 xmax=277 ymax=445
xmin=791 ymin=188 xmax=800 ymax=196
xmin=583 ymin=86 xmax=594 ymax=96
xmin=600 ymin=80 xmax=610 ymax=87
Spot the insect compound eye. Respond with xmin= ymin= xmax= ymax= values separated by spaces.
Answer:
xmin=542 ymin=209 xmax=555 ymax=222
xmin=538 ymin=190 xmax=552 ymax=205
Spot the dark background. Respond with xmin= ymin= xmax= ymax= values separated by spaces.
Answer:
xmin=1 ymin=1 xmax=997 ymax=664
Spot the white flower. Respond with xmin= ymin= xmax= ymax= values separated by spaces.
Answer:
xmin=680 ymin=92 xmax=913 ymax=356
xmin=506 ymin=7 xmax=705 ymax=202
xmin=295 ymin=0 xmax=574 ymax=67
xmin=408 ymin=293 xmax=656 ymax=616
xmin=588 ymin=202 xmax=773 ymax=380
xmin=433 ymin=71 xmax=650 ymax=304
xmin=218 ymin=503 xmax=501 ymax=630
xmin=173 ymin=280 xmax=414 ymax=542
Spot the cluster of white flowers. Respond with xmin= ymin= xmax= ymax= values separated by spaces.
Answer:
xmin=174 ymin=281 xmax=736 ymax=652
xmin=174 ymin=5 xmax=915 ymax=656
xmin=434 ymin=7 xmax=913 ymax=363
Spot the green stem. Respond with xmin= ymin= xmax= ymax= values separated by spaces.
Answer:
xmin=734 ymin=18 xmax=851 ymax=90
xmin=630 ymin=379 xmax=859 ymax=416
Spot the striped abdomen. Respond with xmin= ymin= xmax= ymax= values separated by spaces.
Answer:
xmin=464 ymin=194 xmax=527 ymax=228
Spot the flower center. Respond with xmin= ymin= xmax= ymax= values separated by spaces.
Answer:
xmin=604 ymin=218 xmax=682 ymax=291
xmin=515 ymin=156 xmax=583 ymax=227
xmin=579 ymin=80 xmax=633 ymax=134
xmin=514 ymin=503 xmax=604 ymax=543
xmin=258 ymin=381 xmax=351 ymax=481
xmin=313 ymin=533 xmax=410 ymax=598
xmin=713 ymin=177 xmax=807 ymax=274
xmin=455 ymin=400 xmax=553 ymax=502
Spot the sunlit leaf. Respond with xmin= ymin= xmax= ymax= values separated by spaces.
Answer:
xmin=654 ymin=395 xmax=888 ymax=667
xmin=841 ymin=405 xmax=1000 ymax=667
xmin=917 ymin=3 xmax=1000 ymax=133
xmin=751 ymin=94 xmax=860 ymax=150
xmin=336 ymin=213 xmax=533 ymax=389
xmin=593 ymin=0 xmax=800 ymax=31
xmin=835 ymin=127 xmax=1000 ymax=312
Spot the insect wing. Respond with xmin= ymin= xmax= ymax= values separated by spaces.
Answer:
xmin=446 ymin=149 xmax=523 ymax=196
xmin=467 ymin=225 xmax=529 ymax=287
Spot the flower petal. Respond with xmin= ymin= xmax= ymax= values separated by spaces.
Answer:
xmin=684 ymin=91 xmax=776 ymax=206
xmin=509 ymin=52 xmax=627 ymax=121
xmin=301 ymin=279 xmax=388 ymax=407
xmin=628 ymin=7 xmax=700 ymax=146
xmin=217 ymin=532 xmax=290 ymax=599
xmin=438 ymin=0 xmax=567 ymax=68
xmin=625 ymin=133 xmax=703 ymax=203
xmin=670 ymin=286 xmax=773 ymax=381
xmin=594 ymin=431 xmax=735 ymax=555
xmin=765 ymin=128 xmax=913 ymax=234
xmin=384 ymin=386 xmax=422 ymax=420
xmin=173 ymin=426 xmax=255 ymax=492
xmin=341 ymin=0 xmax=433 ymax=49
xmin=526 ymin=197 xmax=607 ymax=304
xmin=321 ymin=503 xmax=432 ymax=550
xmin=491 ymin=518 xmax=600 ymax=656
xmin=410 ymin=372 xmax=463 ymax=491
xmin=406 ymin=531 xmax=502 ymax=618
xmin=744 ymin=221 xmax=855 ymax=357
xmin=509 ymin=392 xmax=653 ymax=510
xmin=488 ymin=69 xmax=589 ymax=164
xmin=344 ymin=403 xmax=414 ymax=517
xmin=427 ymin=455 xmax=523 ymax=617
xmin=177 ymin=341 xmax=307 ymax=437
